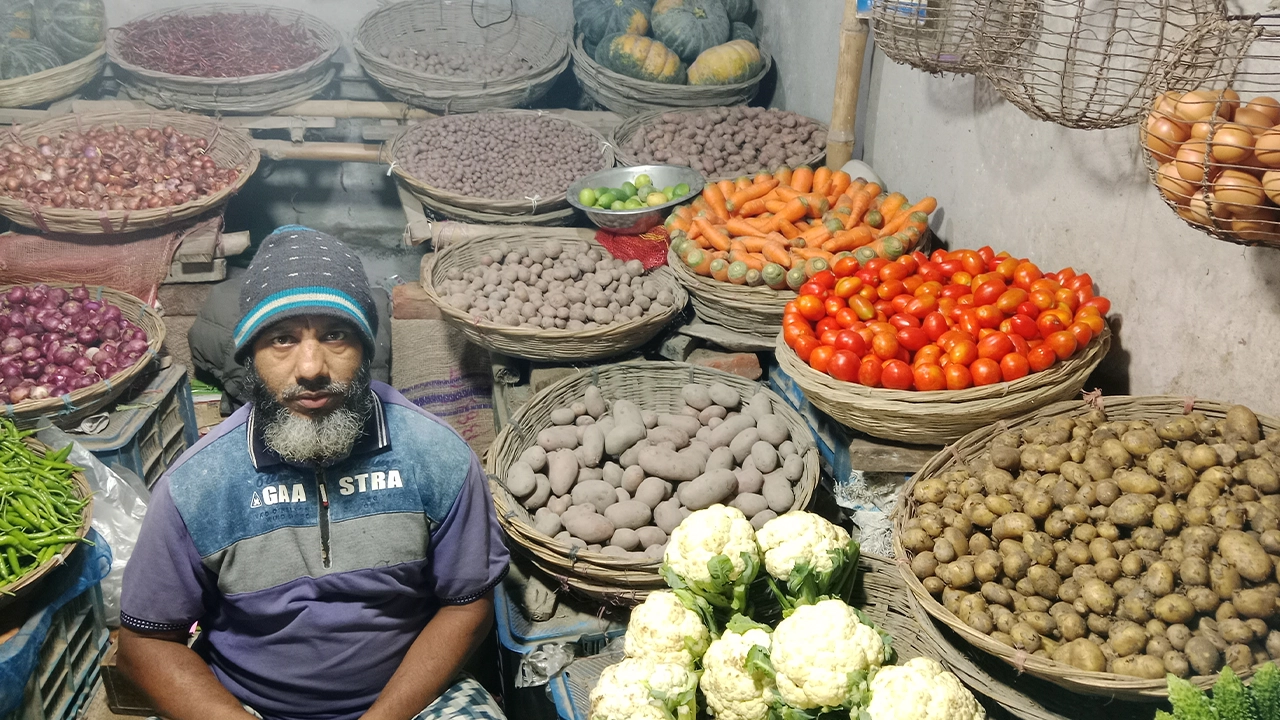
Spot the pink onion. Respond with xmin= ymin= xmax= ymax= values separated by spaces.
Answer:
xmin=5 ymin=287 xmax=25 ymax=304
xmin=29 ymin=385 xmax=49 ymax=400
xmin=1 ymin=337 xmax=21 ymax=355
xmin=124 ymin=338 xmax=149 ymax=355
xmin=48 ymin=287 xmax=68 ymax=306
xmin=84 ymin=301 xmax=101 ymax=312
xmin=71 ymin=356 xmax=91 ymax=373
xmin=76 ymin=327 xmax=97 ymax=345
xmin=60 ymin=300 xmax=81 ymax=316
xmin=10 ymin=385 xmax=30 ymax=403
xmin=95 ymin=361 xmax=116 ymax=377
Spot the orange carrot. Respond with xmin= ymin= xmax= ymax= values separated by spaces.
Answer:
xmin=717 ymin=179 xmax=736 ymax=201
xmin=882 ymin=211 xmax=930 ymax=241
xmin=730 ymin=250 xmax=765 ymax=271
xmin=774 ymin=185 xmax=801 ymax=202
xmin=829 ymin=171 xmax=852 ymax=198
xmin=665 ymin=214 xmax=691 ymax=233
xmin=694 ymin=217 xmax=731 ymax=251
xmin=878 ymin=199 xmax=935 ymax=238
xmin=754 ymin=172 xmax=773 ymax=184
xmin=727 ymin=178 xmax=779 ymax=213
xmin=765 ymin=199 xmax=788 ymax=214
xmin=775 ymin=217 xmax=800 ymax=240
xmin=902 ymin=196 xmax=938 ymax=218
xmin=844 ymin=178 xmax=867 ymax=199
xmin=776 ymin=197 xmax=808 ymax=224
xmin=822 ymin=226 xmax=874 ymax=253
xmin=701 ymin=184 xmax=729 ymax=223
xmin=685 ymin=248 xmax=713 ymax=275
xmin=725 ymin=218 xmax=766 ymax=237
xmin=744 ymin=216 xmax=774 ymax=232
xmin=773 ymin=166 xmax=793 ymax=187
xmin=812 ymin=166 xmax=833 ymax=197
xmin=738 ymin=236 xmax=770 ymax=252
xmin=793 ymin=247 xmax=835 ymax=263
xmin=877 ymin=192 xmax=909 ymax=225
xmin=799 ymin=223 xmax=832 ymax=247
xmin=799 ymin=193 xmax=829 ymax=219
xmin=762 ymin=240 xmax=793 ymax=268
xmin=710 ymin=258 xmax=731 ymax=282
xmin=737 ymin=197 xmax=769 ymax=217
xmin=791 ymin=165 xmax=814 ymax=193
xmin=845 ymin=183 xmax=882 ymax=229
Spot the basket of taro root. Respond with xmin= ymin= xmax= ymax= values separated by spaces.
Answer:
xmin=895 ymin=395 xmax=1280 ymax=700
xmin=0 ymin=282 xmax=165 ymax=427
xmin=107 ymin=4 xmax=342 ymax=114
xmin=0 ymin=110 xmax=259 ymax=234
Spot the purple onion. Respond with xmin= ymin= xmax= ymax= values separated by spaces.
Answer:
xmin=5 ymin=311 xmax=21 ymax=327
xmin=52 ymin=346 xmax=77 ymax=365
xmin=23 ymin=324 xmax=40 ymax=336
xmin=0 ymin=317 xmax=10 ymax=332
xmin=20 ymin=346 xmax=39 ymax=361
xmin=0 ymin=361 xmax=19 ymax=378
xmin=60 ymin=300 xmax=82 ymax=316
xmin=124 ymin=338 xmax=149 ymax=355
xmin=3 ymin=376 xmax=19 ymax=391
xmin=5 ymin=287 xmax=25 ymax=305
xmin=0 ymin=337 xmax=21 ymax=355
xmin=26 ymin=286 xmax=46 ymax=306
xmin=21 ymin=361 xmax=40 ymax=379
xmin=99 ymin=342 xmax=117 ymax=356
xmin=95 ymin=361 xmax=116 ymax=377
xmin=71 ymin=356 xmax=91 ymax=373
xmin=48 ymin=288 xmax=68 ymax=306
xmin=101 ymin=322 xmax=120 ymax=340
xmin=6 ymin=328 xmax=22 ymax=339
xmin=76 ymin=327 xmax=97 ymax=345
xmin=20 ymin=334 xmax=37 ymax=348
xmin=101 ymin=305 xmax=122 ymax=323
xmin=70 ymin=286 xmax=89 ymax=302
xmin=84 ymin=301 xmax=101 ymax=312
xmin=39 ymin=315 xmax=61 ymax=332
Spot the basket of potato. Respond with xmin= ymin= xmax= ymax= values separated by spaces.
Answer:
xmin=485 ymin=360 xmax=820 ymax=603
xmin=894 ymin=395 xmax=1280 ymax=699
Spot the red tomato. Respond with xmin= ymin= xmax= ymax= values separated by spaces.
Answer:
xmin=940 ymin=283 xmax=970 ymax=300
xmin=799 ymin=281 xmax=826 ymax=298
xmin=834 ymin=330 xmax=867 ymax=355
xmin=877 ymin=279 xmax=906 ymax=300
xmin=1045 ymin=331 xmax=1079 ymax=360
xmin=835 ymin=307 xmax=861 ymax=329
xmin=958 ymin=310 xmax=984 ymax=339
xmin=809 ymin=345 xmax=835 ymax=374
xmin=1036 ymin=312 xmax=1065 ymax=338
xmin=994 ymin=256 xmax=1018 ymax=281
xmin=1075 ymin=312 xmax=1105 ymax=334
xmin=796 ymin=295 xmax=825 ymax=322
xmin=849 ymin=296 xmax=875 ymax=321
xmin=820 ymin=329 xmax=840 ymax=347
xmin=897 ymin=327 xmax=930 ymax=352
xmin=896 ymin=254 xmax=919 ymax=275
xmin=951 ymin=271 xmax=973 ymax=287
xmin=1015 ymin=301 xmax=1041 ymax=319
xmin=858 ymin=285 xmax=878 ymax=302
xmin=793 ymin=335 xmax=820 ymax=362
xmin=1028 ymin=344 xmax=1057 ymax=372
xmin=922 ymin=312 xmax=950 ymax=341
xmin=871 ymin=332 xmax=900 ymax=360
xmin=902 ymin=276 xmax=924 ymax=295
xmin=1000 ymin=353 xmax=1030 ymax=382
xmin=828 ymin=350 xmax=860 ymax=382
xmin=863 ymin=257 xmax=889 ymax=275
xmin=918 ymin=262 xmax=943 ymax=283
xmin=913 ymin=344 xmax=943 ymax=367
xmin=914 ymin=280 xmax=944 ymax=298
xmin=930 ymin=249 xmax=948 ymax=263
xmin=1012 ymin=261 xmax=1043 ymax=290
xmin=881 ymin=359 xmax=914 ymax=390
xmin=912 ymin=363 xmax=945 ymax=391
xmin=783 ymin=323 xmax=812 ymax=348
xmin=944 ymin=363 xmax=972 ymax=390
xmin=867 ymin=321 xmax=896 ymax=336
xmin=1065 ymin=273 xmax=1092 ymax=293
xmin=889 ymin=312 xmax=920 ymax=330
xmin=879 ymin=262 xmax=910 ymax=282
xmin=816 ymin=316 xmax=842 ymax=336
xmin=995 ymin=288 xmax=1029 ymax=315
xmin=975 ymin=304 xmax=1004 ymax=329
xmin=1056 ymin=267 xmax=1077 ymax=284
xmin=977 ymin=332 xmax=1015 ymax=361
xmin=970 ymin=358 xmax=1002 ymax=386
xmin=856 ymin=268 xmax=879 ymax=286
xmin=937 ymin=260 xmax=963 ymax=278
xmin=811 ymin=270 xmax=837 ymax=291
xmin=972 ymin=278 xmax=1008 ymax=306
xmin=1009 ymin=334 xmax=1031 ymax=357
xmin=958 ymin=250 xmax=985 ymax=277
xmin=873 ymin=301 xmax=894 ymax=319
xmin=948 ymin=340 xmax=979 ymax=366
xmin=1054 ymin=288 xmax=1079 ymax=313
xmin=976 ymin=245 xmax=996 ymax=266
xmin=1068 ymin=322 xmax=1093 ymax=348
xmin=905 ymin=295 xmax=938 ymax=319
xmin=857 ymin=356 xmax=882 ymax=387
xmin=856 ymin=327 xmax=875 ymax=348
xmin=833 ymin=256 xmax=860 ymax=278
xmin=834 ymin=276 xmax=863 ymax=298
xmin=1081 ymin=296 xmax=1111 ymax=315
xmin=936 ymin=329 xmax=970 ymax=352
xmin=784 ymin=300 xmax=799 ymax=316
xmin=824 ymin=297 xmax=847 ymax=317
xmin=890 ymin=294 xmax=914 ymax=315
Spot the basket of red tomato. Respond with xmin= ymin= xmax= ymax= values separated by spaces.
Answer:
xmin=774 ymin=247 xmax=1112 ymax=445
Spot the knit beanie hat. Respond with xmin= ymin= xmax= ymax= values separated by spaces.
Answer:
xmin=233 ymin=225 xmax=377 ymax=362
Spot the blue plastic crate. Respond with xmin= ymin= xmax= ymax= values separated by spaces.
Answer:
xmin=76 ymin=365 xmax=198 ymax=488
xmin=3 ymin=585 xmax=109 ymax=720
xmin=547 ymin=651 xmax=622 ymax=720
xmin=768 ymin=358 xmax=850 ymax=481
xmin=493 ymin=583 xmax=626 ymax=656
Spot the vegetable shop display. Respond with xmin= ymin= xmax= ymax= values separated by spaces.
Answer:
xmin=113 ymin=9 xmax=325 ymax=78
xmin=618 ymin=107 xmax=827 ymax=179
xmin=780 ymin=248 xmax=1109 ymax=390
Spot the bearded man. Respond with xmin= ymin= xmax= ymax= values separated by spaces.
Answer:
xmin=117 ymin=226 xmax=510 ymax=720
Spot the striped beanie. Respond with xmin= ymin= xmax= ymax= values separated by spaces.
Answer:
xmin=233 ymin=225 xmax=377 ymax=361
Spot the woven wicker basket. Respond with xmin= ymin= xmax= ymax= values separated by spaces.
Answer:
xmin=775 ymin=327 xmax=1111 ymax=446
xmin=610 ymin=108 xmax=827 ymax=182
xmin=0 ymin=48 xmax=105 ymax=109
xmin=106 ymin=4 xmax=342 ymax=115
xmin=385 ymin=110 xmax=613 ymax=222
xmin=416 ymin=192 xmax=578 ymax=227
xmin=666 ymin=245 xmax=791 ymax=346
xmin=895 ymin=395 xmax=1280 ymax=699
xmin=421 ymin=229 xmax=686 ymax=362
xmin=0 ymin=435 xmax=93 ymax=613
xmin=0 ymin=284 xmax=165 ymax=429
xmin=353 ymin=0 xmax=570 ymax=113
xmin=485 ymin=360 xmax=821 ymax=605
xmin=571 ymin=36 xmax=771 ymax=116
xmin=0 ymin=111 xmax=258 ymax=235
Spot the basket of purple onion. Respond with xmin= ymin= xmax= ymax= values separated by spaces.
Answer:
xmin=0 ymin=282 xmax=165 ymax=427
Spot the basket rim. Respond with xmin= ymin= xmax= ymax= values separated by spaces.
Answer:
xmin=106 ymin=3 xmax=342 ymax=85
xmin=0 ymin=46 xmax=105 ymax=92
xmin=893 ymin=394 xmax=1280 ymax=697
xmin=352 ymin=2 xmax=570 ymax=86
xmin=572 ymin=33 xmax=772 ymax=95
xmin=666 ymin=245 xmax=794 ymax=307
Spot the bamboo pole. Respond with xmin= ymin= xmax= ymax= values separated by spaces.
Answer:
xmin=827 ymin=0 xmax=869 ymax=170
xmin=270 ymin=100 xmax=436 ymax=121
xmin=251 ymin=139 xmax=383 ymax=163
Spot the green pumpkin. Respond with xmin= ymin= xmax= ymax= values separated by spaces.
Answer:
xmin=0 ymin=1 xmax=32 ymax=40
xmin=34 ymin=0 xmax=104 ymax=63
xmin=595 ymin=32 xmax=686 ymax=84
xmin=651 ymin=0 xmax=730 ymax=64
xmin=722 ymin=0 xmax=754 ymax=23
xmin=730 ymin=21 xmax=756 ymax=45
xmin=574 ymin=0 xmax=653 ymax=47
xmin=688 ymin=39 xmax=760 ymax=85
xmin=0 ymin=39 xmax=61 ymax=79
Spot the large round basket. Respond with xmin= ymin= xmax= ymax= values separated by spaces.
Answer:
xmin=610 ymin=108 xmax=827 ymax=182
xmin=872 ymin=0 xmax=999 ymax=76
xmin=0 ymin=111 xmax=259 ymax=235
xmin=0 ymin=434 xmax=93 ymax=613
xmin=385 ymin=110 xmax=613 ymax=223
xmin=894 ymin=395 xmax=1280 ymax=699
xmin=0 ymin=284 xmax=165 ymax=429
xmin=415 ymin=193 xmax=578 ymax=227
xmin=0 ymin=48 xmax=105 ymax=109
xmin=353 ymin=0 xmax=570 ymax=113
xmin=775 ymin=327 xmax=1111 ymax=446
xmin=421 ymin=229 xmax=686 ymax=362
xmin=666 ymin=245 xmax=791 ymax=348
xmin=106 ymin=4 xmax=342 ymax=115
xmin=571 ymin=36 xmax=771 ymax=117
xmin=484 ymin=360 xmax=821 ymax=604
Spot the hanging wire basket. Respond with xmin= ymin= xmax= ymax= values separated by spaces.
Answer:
xmin=872 ymin=0 xmax=1036 ymax=75
xmin=977 ymin=0 xmax=1226 ymax=129
xmin=1140 ymin=13 xmax=1280 ymax=249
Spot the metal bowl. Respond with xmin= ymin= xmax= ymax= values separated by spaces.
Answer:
xmin=567 ymin=164 xmax=705 ymax=234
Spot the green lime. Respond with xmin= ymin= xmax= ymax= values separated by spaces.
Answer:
xmin=597 ymin=191 xmax=618 ymax=208
xmin=595 ymin=186 xmax=610 ymax=199
xmin=634 ymin=173 xmax=652 ymax=188
xmin=662 ymin=186 xmax=676 ymax=198
xmin=578 ymin=188 xmax=597 ymax=207
xmin=635 ymin=182 xmax=651 ymax=198
xmin=646 ymin=192 xmax=669 ymax=207
xmin=674 ymin=183 xmax=691 ymax=198
xmin=624 ymin=197 xmax=645 ymax=210
xmin=611 ymin=200 xmax=627 ymax=210
xmin=619 ymin=181 xmax=637 ymax=199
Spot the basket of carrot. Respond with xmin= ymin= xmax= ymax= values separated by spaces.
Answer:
xmin=665 ymin=163 xmax=937 ymax=343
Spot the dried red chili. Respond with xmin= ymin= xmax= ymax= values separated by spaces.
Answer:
xmin=117 ymin=12 xmax=324 ymax=78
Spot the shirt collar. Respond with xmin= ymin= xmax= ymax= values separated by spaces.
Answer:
xmin=247 ymin=390 xmax=390 ymax=471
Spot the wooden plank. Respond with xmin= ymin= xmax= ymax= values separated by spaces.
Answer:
xmin=677 ymin=320 xmax=773 ymax=352
xmin=397 ymin=185 xmax=433 ymax=248
xmin=220 ymin=116 xmax=337 ymax=131
xmin=844 ymin=435 xmax=941 ymax=475
xmin=252 ymin=139 xmax=382 ymax=163
xmin=271 ymin=99 xmax=434 ymax=120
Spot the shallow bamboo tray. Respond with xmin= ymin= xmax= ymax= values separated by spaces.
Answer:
xmin=775 ymin=326 xmax=1111 ymax=445
xmin=0 ymin=111 xmax=258 ymax=235
xmin=0 ymin=48 xmax=105 ymax=109
xmin=895 ymin=395 xmax=1280 ymax=699
xmin=485 ymin=360 xmax=821 ymax=604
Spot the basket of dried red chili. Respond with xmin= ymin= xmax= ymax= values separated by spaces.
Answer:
xmin=105 ymin=4 xmax=342 ymax=115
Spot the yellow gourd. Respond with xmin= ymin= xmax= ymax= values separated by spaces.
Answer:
xmin=687 ymin=39 xmax=761 ymax=86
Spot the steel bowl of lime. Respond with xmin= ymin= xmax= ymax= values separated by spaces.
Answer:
xmin=567 ymin=165 xmax=705 ymax=234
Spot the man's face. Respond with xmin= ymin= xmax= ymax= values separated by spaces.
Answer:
xmin=251 ymin=315 xmax=364 ymax=419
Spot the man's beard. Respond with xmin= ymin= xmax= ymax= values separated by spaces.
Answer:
xmin=246 ymin=360 xmax=375 ymax=467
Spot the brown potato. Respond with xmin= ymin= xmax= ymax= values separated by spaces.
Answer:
xmin=1010 ymin=622 xmax=1042 ymax=653
xmin=923 ymin=576 xmax=945 ymax=595
xmin=1023 ymin=532 xmax=1056 ymax=566
xmin=1002 ymin=550 xmax=1032 ymax=581
xmin=1166 ymin=463 xmax=1198 ymax=496
xmin=1163 ymin=650 xmax=1192 ymax=678
xmin=1044 ymin=511 xmax=1072 ymax=539
xmin=991 ymin=512 xmax=1036 ymax=541
xmin=1245 ymin=618 xmax=1269 ymax=641
xmin=1059 ymin=578 xmax=1083 ymax=604
xmin=1224 ymin=405 xmax=1262 ymax=445
xmin=1109 ymin=622 xmax=1148 ymax=657
xmin=1111 ymin=654 xmax=1166 ymax=679
xmin=1065 ymin=541 xmax=1092 ymax=565
xmin=1217 ymin=602 xmax=1239 ymax=623
xmin=991 ymin=444 xmax=1021 ymax=471
xmin=1052 ymin=638 xmax=1106 ymax=672
xmin=1186 ymin=635 xmax=1222 ymax=676
xmin=1088 ymin=612 xmax=1113 ymax=636
xmin=1090 ymin=537 xmax=1118 ymax=563
xmin=1122 ymin=552 xmax=1146 ymax=578
xmin=957 ymin=593 xmax=989 ymax=621
xmin=1219 ymin=618 xmax=1254 ymax=644
xmin=914 ymin=477 xmax=950 ymax=504
xmin=933 ymin=537 xmax=957 ymax=564
xmin=992 ymin=605 xmax=1017 ymax=634
xmin=982 ymin=581 xmax=1013 ymax=607
xmin=1122 ymin=428 xmax=1163 ymax=457
xmin=1117 ymin=589 xmax=1154 ymax=624
xmin=1076 ymin=483 xmax=1098 ymax=507
xmin=965 ymin=610 xmax=995 ymax=634
xmin=1154 ymin=503 xmax=1183 ymax=534
xmin=1233 ymin=585 xmax=1278 ymax=619
xmin=1163 ymin=538 xmax=1187 ymax=565
xmin=968 ymin=532 xmax=994 ymax=556
xmin=902 ymin=527 xmax=933 ymax=554
xmin=1211 ymin=561 xmax=1243 ymax=600
xmin=1083 ymin=454 xmax=1114 ymax=482
xmin=1188 ymin=586 xmax=1222 ymax=614
xmin=1027 ymin=565 xmax=1062 ymax=600
xmin=920 ymin=513 xmax=946 ymax=538
xmin=1244 ymin=459 xmax=1280 ymax=494
xmin=1064 ymin=504 xmax=1091 ymax=525
xmin=1147 ymin=635 xmax=1174 ymax=658
xmin=1219 ymin=530 xmax=1274 ymax=582
xmin=943 ymin=493 xmax=965 ymax=512
xmin=942 ymin=587 xmax=967 ymax=614
xmin=1144 ymin=561 xmax=1177 ymax=597
xmin=1115 ymin=577 xmax=1140 ymax=598
xmin=1082 ymin=578 xmax=1117 ymax=615
xmin=1224 ymin=643 xmax=1254 ymax=674
xmin=1181 ymin=556 xmax=1210 ymax=586
xmin=1024 ymin=490 xmax=1054 ymax=519
xmin=911 ymin=551 xmax=938 ymax=580
xmin=1059 ymin=611 xmax=1087 ymax=641
xmin=1095 ymin=558 xmax=1122 ymax=584
xmin=990 ymin=630 xmax=1016 ymax=648
xmin=1157 ymin=417 xmax=1198 ymax=443
xmin=968 ymin=504 xmax=997 ymax=528
xmin=1109 ymin=494 xmax=1156 ymax=527
xmin=1154 ymin=594 xmax=1197 ymax=624
xmin=1267 ymin=630 xmax=1280 ymax=659
xmin=1116 ymin=468 xmax=1161 ymax=495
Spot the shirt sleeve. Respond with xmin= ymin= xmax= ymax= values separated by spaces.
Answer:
xmin=120 ymin=478 xmax=218 ymax=633
xmin=430 ymin=455 xmax=510 ymax=604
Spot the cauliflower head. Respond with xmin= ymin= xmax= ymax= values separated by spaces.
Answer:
xmin=700 ymin=625 xmax=775 ymax=720
xmin=664 ymin=504 xmax=759 ymax=584
xmin=624 ymin=590 xmax=711 ymax=667
xmin=756 ymin=511 xmax=851 ymax=581
xmin=589 ymin=657 xmax=698 ymax=720
xmin=769 ymin=599 xmax=885 ymax=710
xmin=865 ymin=657 xmax=984 ymax=720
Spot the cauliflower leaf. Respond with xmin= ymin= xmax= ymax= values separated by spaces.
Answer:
xmin=589 ymin=658 xmax=699 ymax=720
xmin=662 ymin=505 xmax=762 ymax=633
xmin=625 ymin=591 xmax=712 ymax=667
xmin=756 ymin=512 xmax=863 ymax=615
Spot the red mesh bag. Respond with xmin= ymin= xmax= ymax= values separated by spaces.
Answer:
xmin=0 ymin=216 xmax=218 ymax=305
xmin=594 ymin=226 xmax=670 ymax=270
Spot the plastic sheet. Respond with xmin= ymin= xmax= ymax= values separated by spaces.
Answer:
xmin=515 ymin=643 xmax=576 ymax=689
xmin=36 ymin=424 xmax=148 ymax=628
xmin=0 ymin=529 xmax=112 ymax=716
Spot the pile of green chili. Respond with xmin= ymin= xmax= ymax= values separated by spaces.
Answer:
xmin=0 ymin=420 xmax=90 ymax=591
